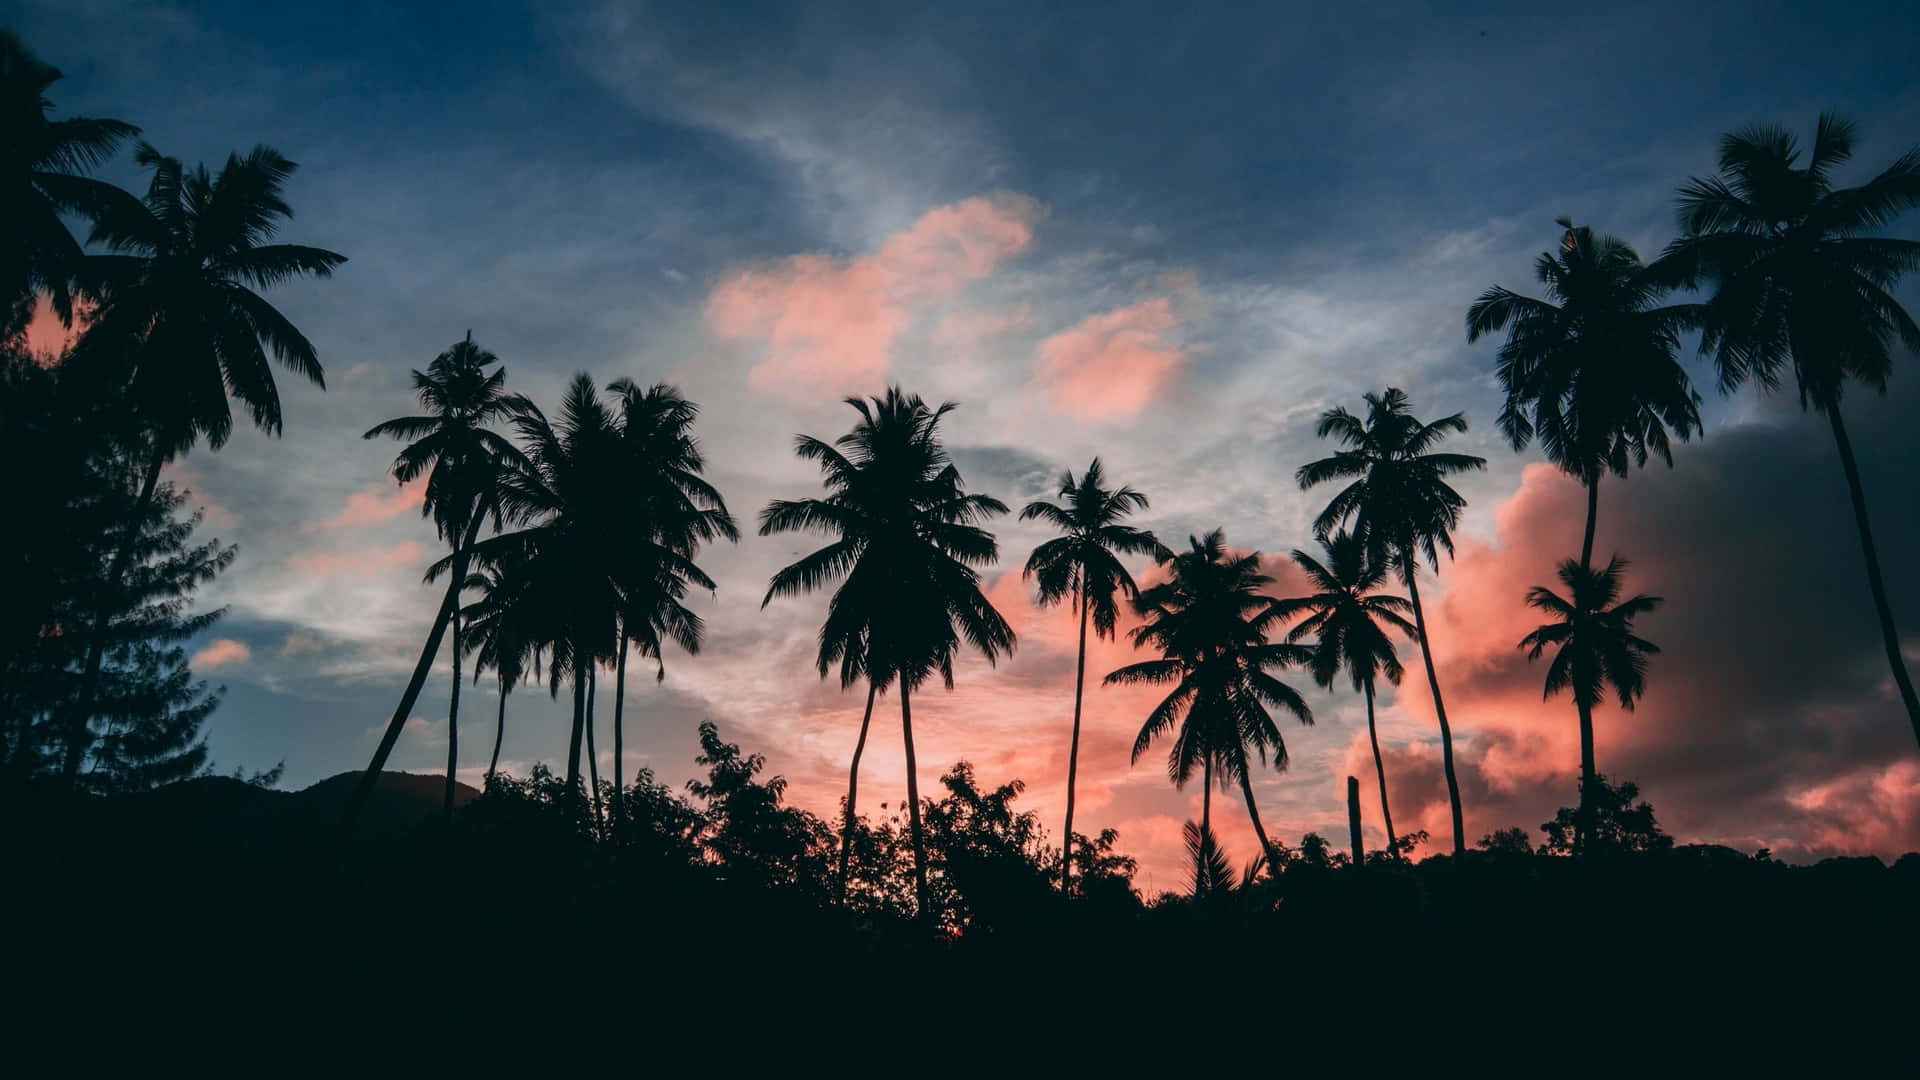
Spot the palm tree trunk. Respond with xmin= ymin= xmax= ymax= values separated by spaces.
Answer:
xmin=1201 ymin=757 xmax=1212 ymax=839
xmin=836 ymin=680 xmax=879 ymax=907
xmin=1347 ymin=776 xmax=1364 ymax=866
xmin=585 ymin=666 xmax=603 ymax=830
xmin=338 ymin=516 xmax=482 ymax=845
xmin=565 ymin=659 xmax=586 ymax=796
xmin=1363 ymin=679 xmax=1397 ymax=857
xmin=443 ymin=610 xmax=461 ymax=820
xmin=1235 ymin=766 xmax=1281 ymax=877
xmin=487 ymin=683 xmax=506 ymax=785
xmin=901 ymin=680 xmax=930 ymax=923
xmin=1575 ymin=696 xmax=1597 ymax=855
xmin=612 ymin=632 xmax=627 ymax=834
xmin=1825 ymin=405 xmax=1920 ymax=748
xmin=1404 ymin=567 xmax=1466 ymax=856
xmin=1579 ymin=474 xmax=1600 ymax=572
xmin=62 ymin=448 xmax=165 ymax=780
xmin=1061 ymin=581 xmax=1090 ymax=895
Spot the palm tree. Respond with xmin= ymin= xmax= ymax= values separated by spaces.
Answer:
xmin=1466 ymin=218 xmax=1703 ymax=571
xmin=1019 ymin=458 xmax=1168 ymax=893
xmin=1518 ymin=556 xmax=1662 ymax=852
xmin=1298 ymin=389 xmax=1485 ymax=855
xmin=0 ymin=30 xmax=139 ymax=340
xmin=603 ymin=379 xmax=737 ymax=830
xmin=360 ymin=333 xmax=522 ymax=818
xmin=1651 ymin=114 xmax=1920 ymax=747
xmin=1105 ymin=529 xmax=1313 ymax=876
xmin=461 ymin=560 xmax=538 ymax=785
xmin=1271 ymin=530 xmax=1417 ymax=856
xmin=762 ymin=387 xmax=1016 ymax=919
xmin=66 ymin=141 xmax=343 ymax=781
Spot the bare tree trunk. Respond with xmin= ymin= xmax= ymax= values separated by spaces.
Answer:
xmin=338 ymin=515 xmax=482 ymax=846
xmin=585 ymin=665 xmax=603 ymax=831
xmin=901 ymin=680 xmax=930 ymax=924
xmin=62 ymin=449 xmax=164 ymax=780
xmin=487 ymin=682 xmax=506 ymax=785
xmin=1061 ymin=581 xmax=1090 ymax=895
xmin=1236 ymin=766 xmax=1281 ymax=878
xmin=1363 ymin=679 xmax=1397 ymax=857
xmin=1347 ymin=776 xmax=1364 ymax=866
xmin=612 ymin=632 xmax=627 ymax=834
xmin=443 ymin=609 xmax=461 ymax=820
xmin=1404 ymin=568 xmax=1466 ymax=856
xmin=1826 ymin=405 xmax=1920 ymax=749
xmin=836 ymin=680 xmax=879 ymax=907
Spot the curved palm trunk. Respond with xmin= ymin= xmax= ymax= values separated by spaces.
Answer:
xmin=1826 ymin=406 xmax=1920 ymax=748
xmin=487 ymin=682 xmax=506 ymax=785
xmin=564 ymin=659 xmax=586 ymax=797
xmin=612 ymin=633 xmax=627 ymax=834
xmin=836 ymin=680 xmax=879 ymax=907
xmin=1404 ymin=568 xmax=1466 ymax=856
xmin=585 ymin=666 xmax=604 ymax=830
xmin=1363 ymin=679 xmax=1397 ymax=856
xmin=338 ymin=516 xmax=482 ymax=845
xmin=900 ymin=681 xmax=930 ymax=923
xmin=1061 ymin=583 xmax=1090 ymax=895
xmin=443 ymin=610 xmax=461 ymax=820
xmin=1579 ymin=474 xmax=1600 ymax=573
xmin=1575 ymin=696 xmax=1597 ymax=855
xmin=62 ymin=450 xmax=165 ymax=780
xmin=1235 ymin=766 xmax=1281 ymax=877
xmin=1347 ymin=776 xmax=1364 ymax=865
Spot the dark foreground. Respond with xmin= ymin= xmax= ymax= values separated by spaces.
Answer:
xmin=5 ymin=770 xmax=1916 ymax=1067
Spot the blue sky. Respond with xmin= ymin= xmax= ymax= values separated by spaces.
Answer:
xmin=14 ymin=0 xmax=1920 ymax=876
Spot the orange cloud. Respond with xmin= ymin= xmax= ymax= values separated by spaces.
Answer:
xmin=707 ymin=194 xmax=1040 ymax=396
xmin=190 ymin=638 xmax=252 ymax=670
xmin=1033 ymin=297 xmax=1189 ymax=420
xmin=288 ymin=540 xmax=424 ymax=578
xmin=21 ymin=295 xmax=89 ymax=363
xmin=311 ymin=480 xmax=424 ymax=531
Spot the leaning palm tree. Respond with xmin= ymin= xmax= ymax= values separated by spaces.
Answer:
xmin=1467 ymin=218 xmax=1703 ymax=570
xmin=1271 ymin=530 xmax=1417 ymax=856
xmin=1651 ymin=114 xmax=1920 ymax=747
xmin=762 ymin=387 xmax=1016 ymax=919
xmin=1019 ymin=458 xmax=1168 ymax=893
xmin=362 ymin=332 xmax=522 ymax=818
xmin=0 ymin=30 xmax=139 ymax=340
xmin=1518 ymin=556 xmax=1662 ymax=853
xmin=1105 ymin=529 xmax=1313 ymax=876
xmin=1298 ymin=389 xmax=1486 ymax=855
xmin=66 ymin=141 xmax=344 ymax=782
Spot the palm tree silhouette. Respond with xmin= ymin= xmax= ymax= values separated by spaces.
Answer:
xmin=1466 ymin=217 xmax=1703 ymax=570
xmin=1651 ymin=114 xmax=1920 ymax=748
xmin=604 ymin=379 xmax=737 ymax=829
xmin=762 ymin=387 xmax=1016 ymax=918
xmin=1105 ymin=529 xmax=1313 ymax=877
xmin=1298 ymin=389 xmax=1485 ymax=855
xmin=460 ymin=558 xmax=538 ymax=785
xmin=1518 ymin=556 xmax=1662 ymax=852
xmin=0 ymin=30 xmax=138 ymax=339
xmin=1271 ymin=530 xmax=1417 ymax=856
xmin=1019 ymin=458 xmax=1168 ymax=893
xmin=67 ymin=141 xmax=343 ymax=781
xmin=361 ymin=333 xmax=522 ymax=818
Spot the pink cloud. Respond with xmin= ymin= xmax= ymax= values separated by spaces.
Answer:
xmin=190 ymin=638 xmax=252 ymax=670
xmin=706 ymin=194 xmax=1040 ymax=396
xmin=1033 ymin=297 xmax=1189 ymax=420
xmin=20 ymin=295 xmax=89 ymax=363
xmin=310 ymin=480 xmax=424 ymax=531
xmin=288 ymin=540 xmax=424 ymax=578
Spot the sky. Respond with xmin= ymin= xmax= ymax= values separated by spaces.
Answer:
xmin=13 ymin=0 xmax=1920 ymax=885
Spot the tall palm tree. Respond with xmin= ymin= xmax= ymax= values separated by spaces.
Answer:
xmin=1105 ymin=530 xmax=1313 ymax=876
xmin=361 ymin=333 xmax=522 ymax=818
xmin=1019 ymin=458 xmax=1167 ymax=893
xmin=1271 ymin=530 xmax=1417 ymax=856
xmin=1651 ymin=114 xmax=1920 ymax=747
xmin=1466 ymin=218 xmax=1703 ymax=571
xmin=762 ymin=387 xmax=1016 ymax=919
xmin=0 ymin=30 xmax=139 ymax=339
xmin=460 ymin=560 xmax=538 ymax=785
xmin=1298 ymin=389 xmax=1485 ymax=855
xmin=605 ymin=380 xmax=737 ymax=829
xmin=1518 ymin=556 xmax=1662 ymax=852
xmin=66 ymin=141 xmax=343 ymax=781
